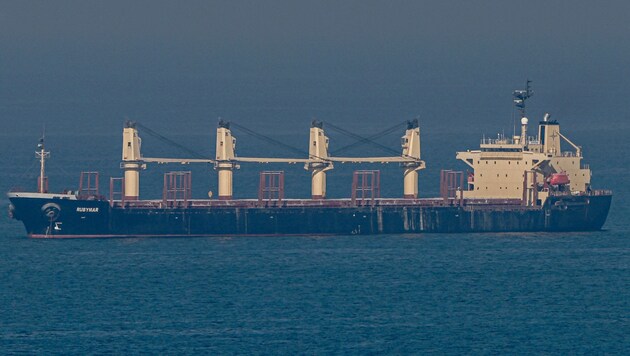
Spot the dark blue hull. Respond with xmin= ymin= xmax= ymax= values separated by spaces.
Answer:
xmin=8 ymin=193 xmax=612 ymax=238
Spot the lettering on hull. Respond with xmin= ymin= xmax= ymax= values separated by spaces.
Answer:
xmin=76 ymin=207 xmax=99 ymax=213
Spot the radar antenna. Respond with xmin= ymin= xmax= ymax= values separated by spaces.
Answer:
xmin=513 ymin=80 xmax=533 ymax=117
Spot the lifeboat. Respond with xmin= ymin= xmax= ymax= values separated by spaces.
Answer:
xmin=549 ymin=172 xmax=570 ymax=185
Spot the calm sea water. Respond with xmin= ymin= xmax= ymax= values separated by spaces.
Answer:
xmin=1 ymin=127 xmax=628 ymax=354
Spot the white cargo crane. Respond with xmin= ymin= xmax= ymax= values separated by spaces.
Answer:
xmin=305 ymin=119 xmax=425 ymax=199
xmin=214 ymin=120 xmax=313 ymax=199
xmin=121 ymin=121 xmax=215 ymax=200
xmin=215 ymin=119 xmax=425 ymax=199
xmin=121 ymin=122 xmax=143 ymax=200
xmin=305 ymin=120 xmax=333 ymax=199
xmin=121 ymin=119 xmax=425 ymax=200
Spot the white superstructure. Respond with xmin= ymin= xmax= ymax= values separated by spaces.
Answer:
xmin=457 ymin=84 xmax=591 ymax=206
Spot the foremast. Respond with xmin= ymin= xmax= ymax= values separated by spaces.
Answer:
xmin=36 ymin=134 xmax=50 ymax=193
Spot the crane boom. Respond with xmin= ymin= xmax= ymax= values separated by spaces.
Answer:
xmin=142 ymin=157 xmax=216 ymax=164
xmin=328 ymin=156 xmax=423 ymax=164
xmin=234 ymin=157 xmax=311 ymax=163
xmin=142 ymin=155 xmax=421 ymax=165
xmin=123 ymin=119 xmax=427 ymax=200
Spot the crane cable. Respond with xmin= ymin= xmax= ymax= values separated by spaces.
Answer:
xmin=132 ymin=120 xmax=414 ymax=163
xmin=229 ymin=122 xmax=312 ymax=158
xmin=330 ymin=121 xmax=407 ymax=156
xmin=324 ymin=121 xmax=406 ymax=157
xmin=134 ymin=122 xmax=211 ymax=160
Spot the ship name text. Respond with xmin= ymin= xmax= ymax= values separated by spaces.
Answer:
xmin=76 ymin=207 xmax=99 ymax=213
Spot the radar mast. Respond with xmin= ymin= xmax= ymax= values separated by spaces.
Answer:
xmin=513 ymin=80 xmax=533 ymax=117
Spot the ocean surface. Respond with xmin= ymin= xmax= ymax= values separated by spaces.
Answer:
xmin=1 ymin=127 xmax=628 ymax=354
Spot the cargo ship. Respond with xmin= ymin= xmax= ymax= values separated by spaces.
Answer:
xmin=7 ymin=85 xmax=612 ymax=238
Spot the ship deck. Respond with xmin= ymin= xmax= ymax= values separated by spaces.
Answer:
xmin=108 ymin=190 xmax=612 ymax=210
xmin=110 ymin=197 xmax=525 ymax=209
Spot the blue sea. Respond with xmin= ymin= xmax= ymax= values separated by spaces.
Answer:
xmin=1 ymin=126 xmax=628 ymax=354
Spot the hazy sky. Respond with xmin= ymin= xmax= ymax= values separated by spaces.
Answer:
xmin=1 ymin=0 xmax=629 ymax=136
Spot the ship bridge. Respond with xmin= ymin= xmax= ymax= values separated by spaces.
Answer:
xmin=457 ymin=86 xmax=592 ymax=206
